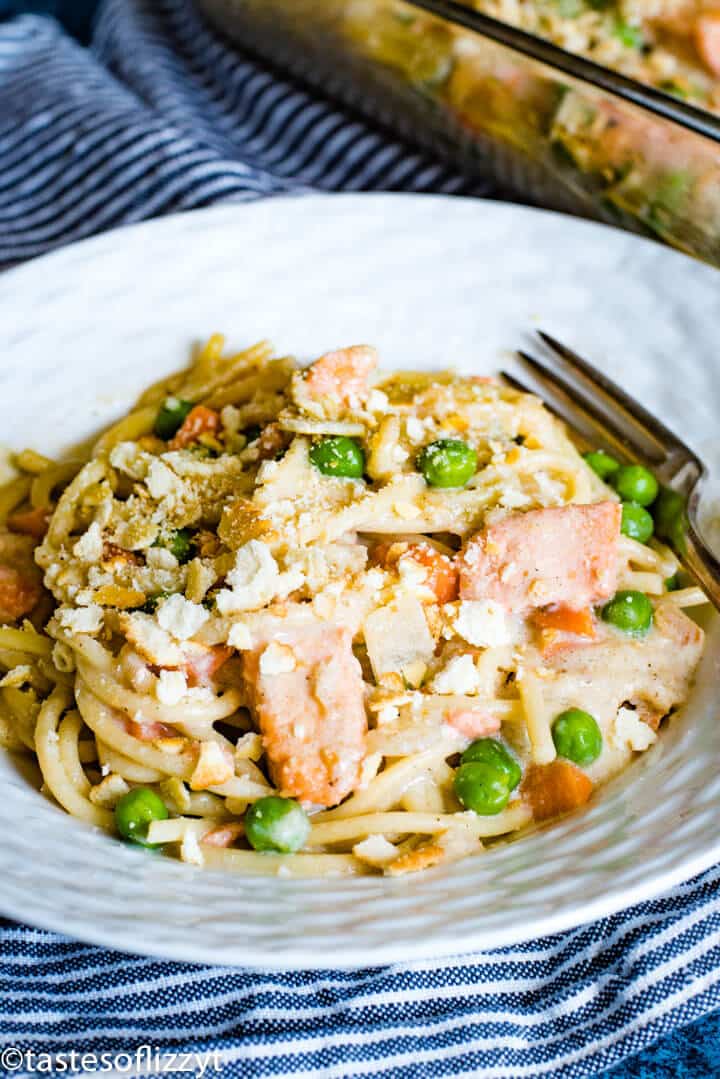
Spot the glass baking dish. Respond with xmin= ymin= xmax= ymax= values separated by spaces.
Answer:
xmin=198 ymin=0 xmax=720 ymax=265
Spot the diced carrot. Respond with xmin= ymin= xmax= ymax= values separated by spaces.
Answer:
xmin=168 ymin=405 xmax=221 ymax=450
xmin=0 ymin=565 xmax=42 ymax=623
xmin=400 ymin=545 xmax=459 ymax=605
xmin=7 ymin=506 xmax=50 ymax=539
xmin=532 ymin=605 xmax=595 ymax=638
xmin=521 ymin=760 xmax=593 ymax=822
xmin=696 ymin=14 xmax=720 ymax=76
xmin=531 ymin=604 xmax=596 ymax=655
xmin=372 ymin=540 xmax=458 ymax=604
xmin=183 ymin=645 xmax=233 ymax=687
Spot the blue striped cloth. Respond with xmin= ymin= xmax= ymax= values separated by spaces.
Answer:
xmin=1 ymin=3 xmax=720 ymax=1076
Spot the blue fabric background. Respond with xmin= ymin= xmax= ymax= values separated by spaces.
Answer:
xmin=0 ymin=2 xmax=718 ymax=1076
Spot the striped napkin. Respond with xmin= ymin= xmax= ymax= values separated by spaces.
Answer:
xmin=2 ymin=3 xmax=720 ymax=1075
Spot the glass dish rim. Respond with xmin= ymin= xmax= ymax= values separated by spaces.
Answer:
xmin=407 ymin=0 xmax=720 ymax=143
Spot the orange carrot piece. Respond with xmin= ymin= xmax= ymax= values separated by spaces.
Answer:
xmin=532 ymin=605 xmax=596 ymax=638
xmin=168 ymin=405 xmax=221 ymax=450
xmin=401 ymin=545 xmax=459 ymax=605
xmin=522 ymin=760 xmax=593 ymax=822
xmin=372 ymin=540 xmax=458 ymax=604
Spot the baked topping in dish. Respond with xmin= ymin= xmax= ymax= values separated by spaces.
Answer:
xmin=0 ymin=336 xmax=706 ymax=875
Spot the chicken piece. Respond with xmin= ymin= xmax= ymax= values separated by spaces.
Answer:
xmin=457 ymin=502 xmax=621 ymax=613
xmin=522 ymin=760 xmax=593 ymax=822
xmin=243 ymin=621 xmax=367 ymax=807
xmin=0 ymin=529 xmax=43 ymax=623
xmin=547 ymin=599 xmax=704 ymax=721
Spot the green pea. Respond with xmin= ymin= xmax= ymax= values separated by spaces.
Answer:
xmin=115 ymin=788 xmax=168 ymax=847
xmin=154 ymin=528 xmax=194 ymax=564
xmin=309 ymin=436 xmax=365 ymax=479
xmin=613 ymin=464 xmax=658 ymax=507
xmin=245 ymin=796 xmax=310 ymax=853
xmin=654 ymin=487 xmax=687 ymax=552
xmin=601 ymin=589 xmax=654 ymax=637
xmin=417 ymin=439 xmax=477 ymax=488
xmin=620 ymin=501 xmax=654 ymax=544
xmin=461 ymin=738 xmax=521 ymax=791
xmin=453 ymin=762 xmax=511 ymax=815
xmin=154 ymin=397 xmax=193 ymax=440
xmin=552 ymin=708 xmax=603 ymax=766
xmin=583 ymin=449 xmax=620 ymax=481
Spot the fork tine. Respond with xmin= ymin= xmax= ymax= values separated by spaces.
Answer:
xmin=502 ymin=367 xmax=628 ymax=455
xmin=537 ymin=331 xmax=696 ymax=464
xmin=518 ymin=350 xmax=666 ymax=466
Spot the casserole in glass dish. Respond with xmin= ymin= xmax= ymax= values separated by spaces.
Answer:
xmin=198 ymin=0 xmax=720 ymax=265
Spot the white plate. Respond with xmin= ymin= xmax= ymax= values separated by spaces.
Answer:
xmin=1 ymin=194 xmax=719 ymax=968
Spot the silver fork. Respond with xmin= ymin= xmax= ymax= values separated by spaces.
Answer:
xmin=502 ymin=331 xmax=720 ymax=612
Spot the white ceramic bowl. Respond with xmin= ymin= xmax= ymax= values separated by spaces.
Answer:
xmin=0 ymin=194 xmax=718 ymax=968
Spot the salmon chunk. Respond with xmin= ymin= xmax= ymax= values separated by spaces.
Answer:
xmin=445 ymin=708 xmax=501 ymax=739
xmin=303 ymin=346 xmax=378 ymax=409
xmin=168 ymin=405 xmax=221 ymax=450
xmin=457 ymin=502 xmax=621 ymax=613
xmin=696 ymin=13 xmax=720 ymax=76
xmin=243 ymin=622 xmax=367 ymax=807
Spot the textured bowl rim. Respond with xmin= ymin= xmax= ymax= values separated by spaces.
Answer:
xmin=1 ymin=193 xmax=718 ymax=968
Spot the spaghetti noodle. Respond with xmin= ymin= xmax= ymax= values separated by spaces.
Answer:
xmin=0 ymin=336 xmax=706 ymax=875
